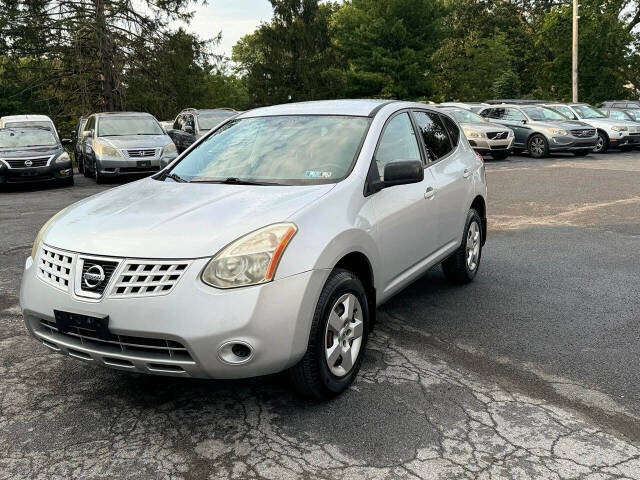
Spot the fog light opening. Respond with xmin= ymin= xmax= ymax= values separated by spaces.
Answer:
xmin=218 ymin=341 xmax=254 ymax=365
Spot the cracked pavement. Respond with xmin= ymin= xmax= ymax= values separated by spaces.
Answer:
xmin=1 ymin=153 xmax=639 ymax=479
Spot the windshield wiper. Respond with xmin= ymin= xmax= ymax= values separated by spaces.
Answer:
xmin=191 ymin=177 xmax=282 ymax=186
xmin=162 ymin=172 xmax=187 ymax=183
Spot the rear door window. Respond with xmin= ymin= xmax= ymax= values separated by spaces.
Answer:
xmin=440 ymin=114 xmax=460 ymax=147
xmin=413 ymin=111 xmax=454 ymax=162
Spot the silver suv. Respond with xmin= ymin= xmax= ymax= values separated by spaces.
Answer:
xmin=21 ymin=100 xmax=487 ymax=399
xmin=441 ymin=107 xmax=514 ymax=160
xmin=79 ymin=112 xmax=178 ymax=183
xmin=542 ymin=103 xmax=640 ymax=153
xmin=479 ymin=104 xmax=597 ymax=158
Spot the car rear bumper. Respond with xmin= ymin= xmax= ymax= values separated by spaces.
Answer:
xmin=20 ymin=249 xmax=328 ymax=379
xmin=0 ymin=162 xmax=72 ymax=184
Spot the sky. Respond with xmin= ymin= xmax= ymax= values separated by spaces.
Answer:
xmin=179 ymin=0 xmax=274 ymax=59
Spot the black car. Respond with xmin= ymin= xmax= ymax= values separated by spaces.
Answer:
xmin=168 ymin=108 xmax=237 ymax=153
xmin=0 ymin=127 xmax=73 ymax=187
xmin=71 ymin=116 xmax=88 ymax=173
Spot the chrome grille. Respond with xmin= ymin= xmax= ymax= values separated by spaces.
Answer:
xmin=37 ymin=246 xmax=73 ymax=291
xmin=571 ymin=129 xmax=596 ymax=138
xmin=38 ymin=318 xmax=192 ymax=361
xmin=487 ymin=131 xmax=509 ymax=140
xmin=124 ymin=148 xmax=157 ymax=158
xmin=78 ymin=258 xmax=119 ymax=296
xmin=109 ymin=261 xmax=190 ymax=298
xmin=4 ymin=156 xmax=52 ymax=168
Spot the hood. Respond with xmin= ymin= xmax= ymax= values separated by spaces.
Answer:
xmin=0 ymin=145 xmax=62 ymax=157
xmin=459 ymin=122 xmax=512 ymax=133
xmin=98 ymin=135 xmax=172 ymax=149
xmin=44 ymin=177 xmax=335 ymax=259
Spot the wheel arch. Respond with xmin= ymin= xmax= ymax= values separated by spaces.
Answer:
xmin=470 ymin=195 xmax=487 ymax=246
xmin=334 ymin=251 xmax=376 ymax=330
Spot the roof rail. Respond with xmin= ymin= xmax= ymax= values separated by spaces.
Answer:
xmin=485 ymin=99 xmax=548 ymax=105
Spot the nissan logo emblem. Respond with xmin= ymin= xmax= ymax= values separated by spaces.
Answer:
xmin=24 ymin=159 xmax=33 ymax=167
xmin=83 ymin=265 xmax=105 ymax=288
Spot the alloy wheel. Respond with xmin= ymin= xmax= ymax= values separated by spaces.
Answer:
xmin=594 ymin=135 xmax=604 ymax=153
xmin=530 ymin=137 xmax=545 ymax=157
xmin=324 ymin=293 xmax=364 ymax=377
xmin=466 ymin=221 xmax=481 ymax=272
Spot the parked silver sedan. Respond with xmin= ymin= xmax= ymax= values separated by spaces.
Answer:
xmin=440 ymin=107 xmax=514 ymax=160
xmin=78 ymin=112 xmax=178 ymax=183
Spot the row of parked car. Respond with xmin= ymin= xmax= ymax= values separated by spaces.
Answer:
xmin=1 ymin=100 xmax=638 ymax=188
xmin=440 ymin=100 xmax=640 ymax=160
xmin=0 ymin=108 xmax=237 ymax=187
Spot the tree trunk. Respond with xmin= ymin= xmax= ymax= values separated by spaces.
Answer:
xmin=95 ymin=0 xmax=114 ymax=111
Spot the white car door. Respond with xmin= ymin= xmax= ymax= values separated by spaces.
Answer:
xmin=412 ymin=110 xmax=473 ymax=248
xmin=371 ymin=111 xmax=442 ymax=294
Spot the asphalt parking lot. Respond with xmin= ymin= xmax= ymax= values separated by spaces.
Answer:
xmin=1 ymin=152 xmax=639 ymax=479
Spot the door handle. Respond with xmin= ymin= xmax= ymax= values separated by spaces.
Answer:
xmin=463 ymin=168 xmax=472 ymax=179
xmin=424 ymin=187 xmax=436 ymax=200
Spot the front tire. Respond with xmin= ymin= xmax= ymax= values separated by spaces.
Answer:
xmin=94 ymin=159 xmax=104 ymax=184
xmin=593 ymin=131 xmax=609 ymax=153
xmin=442 ymin=209 xmax=483 ymax=284
xmin=289 ymin=269 xmax=369 ymax=399
xmin=528 ymin=134 xmax=549 ymax=159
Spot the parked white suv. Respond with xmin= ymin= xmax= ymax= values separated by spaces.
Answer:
xmin=20 ymin=100 xmax=487 ymax=399
xmin=542 ymin=103 xmax=640 ymax=153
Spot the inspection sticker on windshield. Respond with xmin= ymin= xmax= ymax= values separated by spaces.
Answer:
xmin=305 ymin=170 xmax=332 ymax=179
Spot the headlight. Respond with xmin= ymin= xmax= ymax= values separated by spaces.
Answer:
xmin=612 ymin=126 xmax=628 ymax=132
xmin=31 ymin=208 xmax=67 ymax=259
xmin=54 ymin=152 xmax=71 ymax=164
xmin=201 ymin=223 xmax=297 ymax=289
xmin=162 ymin=142 xmax=177 ymax=156
xmin=93 ymin=141 xmax=123 ymax=158
xmin=464 ymin=129 xmax=483 ymax=139
xmin=547 ymin=128 xmax=568 ymax=136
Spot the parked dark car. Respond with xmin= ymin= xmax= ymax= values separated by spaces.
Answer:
xmin=168 ymin=108 xmax=237 ymax=154
xmin=0 ymin=127 xmax=73 ymax=187
xmin=600 ymin=100 xmax=640 ymax=110
xmin=71 ymin=116 xmax=88 ymax=173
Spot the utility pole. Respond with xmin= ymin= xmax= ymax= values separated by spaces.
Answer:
xmin=572 ymin=0 xmax=578 ymax=102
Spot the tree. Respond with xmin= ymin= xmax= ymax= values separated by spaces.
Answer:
xmin=232 ymin=0 xmax=340 ymax=106
xmin=329 ymin=0 xmax=444 ymax=99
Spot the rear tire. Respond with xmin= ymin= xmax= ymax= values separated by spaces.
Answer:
xmin=76 ymin=153 xmax=84 ymax=173
xmin=442 ymin=209 xmax=483 ymax=284
xmin=289 ymin=269 xmax=369 ymax=400
xmin=527 ymin=134 xmax=549 ymax=159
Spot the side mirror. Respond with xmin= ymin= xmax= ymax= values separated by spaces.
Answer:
xmin=61 ymin=138 xmax=72 ymax=145
xmin=82 ymin=129 xmax=93 ymax=138
xmin=383 ymin=161 xmax=424 ymax=186
xmin=184 ymin=125 xmax=194 ymax=134
xmin=521 ymin=119 xmax=527 ymax=124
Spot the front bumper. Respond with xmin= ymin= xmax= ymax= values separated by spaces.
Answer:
xmin=0 ymin=161 xmax=72 ymax=184
xmin=20 ymin=248 xmax=328 ymax=379
xmin=97 ymin=156 xmax=175 ymax=176
xmin=469 ymin=136 xmax=514 ymax=154
xmin=548 ymin=135 xmax=597 ymax=152
xmin=608 ymin=134 xmax=640 ymax=148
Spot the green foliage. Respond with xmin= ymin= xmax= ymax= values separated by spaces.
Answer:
xmin=329 ymin=0 xmax=444 ymax=99
xmin=492 ymin=70 xmax=521 ymax=99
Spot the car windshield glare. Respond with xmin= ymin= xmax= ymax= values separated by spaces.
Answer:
xmin=198 ymin=113 xmax=235 ymax=130
xmin=98 ymin=117 xmax=164 ymax=136
xmin=521 ymin=106 xmax=566 ymax=121
xmin=572 ymin=105 xmax=605 ymax=119
xmin=451 ymin=109 xmax=486 ymax=124
xmin=169 ymin=115 xmax=371 ymax=185
xmin=0 ymin=129 xmax=57 ymax=148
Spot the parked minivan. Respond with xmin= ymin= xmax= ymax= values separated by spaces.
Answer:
xmin=21 ymin=100 xmax=487 ymax=399
xmin=78 ymin=112 xmax=178 ymax=183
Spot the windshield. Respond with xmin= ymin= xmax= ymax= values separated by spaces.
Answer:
xmin=98 ymin=117 xmax=164 ymax=136
xmin=169 ymin=115 xmax=371 ymax=185
xmin=0 ymin=129 xmax=57 ymax=148
xmin=5 ymin=121 xmax=52 ymax=130
xmin=521 ymin=106 xmax=566 ymax=121
xmin=198 ymin=112 xmax=235 ymax=130
xmin=449 ymin=109 xmax=486 ymax=124
xmin=572 ymin=105 xmax=605 ymax=119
